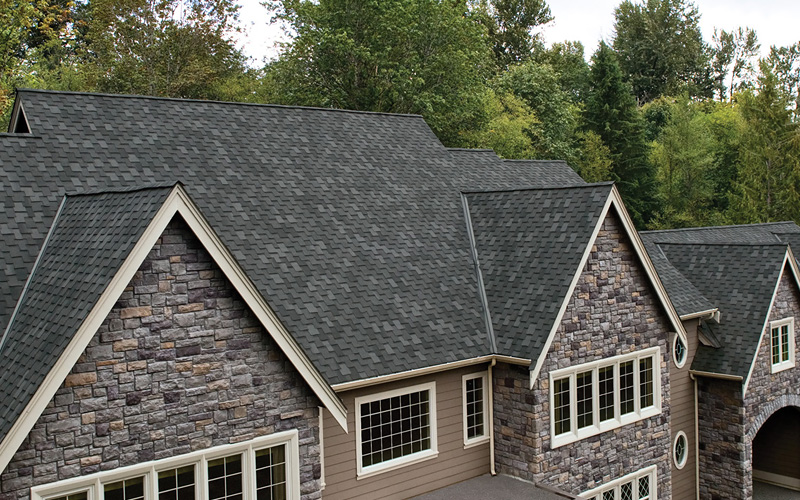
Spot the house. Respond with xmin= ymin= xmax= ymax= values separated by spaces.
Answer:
xmin=641 ymin=223 xmax=800 ymax=499
xmin=0 ymin=89 xmax=787 ymax=500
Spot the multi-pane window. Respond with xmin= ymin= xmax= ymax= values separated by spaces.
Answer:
xmin=463 ymin=373 xmax=489 ymax=445
xmin=583 ymin=466 xmax=656 ymax=500
xmin=356 ymin=382 xmax=438 ymax=476
xmin=33 ymin=432 xmax=299 ymax=500
xmin=550 ymin=347 xmax=661 ymax=447
xmin=770 ymin=318 xmax=794 ymax=373
xmin=673 ymin=431 xmax=688 ymax=470
xmin=255 ymin=446 xmax=287 ymax=500
xmin=105 ymin=477 xmax=145 ymax=500
xmin=673 ymin=334 xmax=687 ymax=368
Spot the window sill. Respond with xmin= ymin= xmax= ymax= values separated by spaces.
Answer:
xmin=550 ymin=406 xmax=661 ymax=449
xmin=771 ymin=360 xmax=795 ymax=374
xmin=356 ymin=450 xmax=439 ymax=480
xmin=463 ymin=436 xmax=490 ymax=449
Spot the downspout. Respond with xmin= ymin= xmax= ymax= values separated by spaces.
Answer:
xmin=691 ymin=373 xmax=699 ymax=500
xmin=489 ymin=358 xmax=497 ymax=476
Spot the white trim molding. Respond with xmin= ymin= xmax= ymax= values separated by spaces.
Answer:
xmin=673 ymin=431 xmax=688 ymax=470
xmin=549 ymin=347 xmax=662 ymax=448
xmin=31 ymin=431 xmax=301 ymax=500
xmin=0 ymin=184 xmax=347 ymax=476
xmin=354 ymin=382 xmax=438 ymax=479
xmin=581 ymin=464 xmax=657 ymax=500
xmin=462 ymin=371 xmax=490 ymax=448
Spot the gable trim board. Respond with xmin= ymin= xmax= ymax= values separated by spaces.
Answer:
xmin=0 ymin=184 xmax=347 ymax=475
xmin=742 ymin=248 xmax=800 ymax=395
xmin=528 ymin=186 xmax=688 ymax=388
xmin=7 ymin=95 xmax=31 ymax=134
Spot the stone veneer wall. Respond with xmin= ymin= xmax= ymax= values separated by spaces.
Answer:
xmin=0 ymin=216 xmax=322 ymax=500
xmin=493 ymin=212 xmax=672 ymax=497
xmin=698 ymin=269 xmax=800 ymax=499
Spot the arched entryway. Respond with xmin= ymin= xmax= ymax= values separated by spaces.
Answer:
xmin=752 ymin=406 xmax=800 ymax=493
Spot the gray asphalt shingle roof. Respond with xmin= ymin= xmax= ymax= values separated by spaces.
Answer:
xmin=466 ymin=183 xmax=612 ymax=361
xmin=1 ymin=90 xmax=588 ymax=394
xmin=656 ymin=243 xmax=787 ymax=378
xmin=0 ymin=186 xmax=174 ymax=442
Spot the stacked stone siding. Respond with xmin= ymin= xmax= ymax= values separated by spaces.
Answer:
xmin=493 ymin=212 xmax=672 ymax=497
xmin=0 ymin=216 xmax=322 ymax=500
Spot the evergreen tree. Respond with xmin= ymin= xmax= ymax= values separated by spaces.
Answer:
xmin=583 ymin=42 xmax=654 ymax=226
xmin=730 ymin=62 xmax=800 ymax=223
xmin=470 ymin=0 xmax=553 ymax=69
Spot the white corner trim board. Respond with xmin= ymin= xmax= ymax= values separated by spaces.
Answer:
xmin=0 ymin=184 xmax=347 ymax=476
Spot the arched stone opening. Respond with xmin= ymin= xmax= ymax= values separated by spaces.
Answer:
xmin=752 ymin=406 xmax=800 ymax=491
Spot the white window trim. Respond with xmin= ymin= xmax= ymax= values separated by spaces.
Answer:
xmin=581 ymin=465 xmax=657 ymax=500
xmin=769 ymin=317 xmax=795 ymax=374
xmin=672 ymin=332 xmax=687 ymax=368
xmin=354 ymin=381 xmax=438 ymax=479
xmin=549 ymin=347 xmax=662 ymax=448
xmin=462 ymin=371 xmax=490 ymax=448
xmin=673 ymin=431 xmax=688 ymax=470
xmin=30 ymin=431 xmax=300 ymax=500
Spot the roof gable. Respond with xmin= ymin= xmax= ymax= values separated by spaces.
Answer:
xmin=0 ymin=184 xmax=348 ymax=474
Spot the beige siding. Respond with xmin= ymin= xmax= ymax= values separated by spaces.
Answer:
xmin=322 ymin=366 xmax=491 ymax=500
xmin=672 ymin=319 xmax=700 ymax=500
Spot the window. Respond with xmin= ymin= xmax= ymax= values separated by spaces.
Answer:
xmin=462 ymin=372 xmax=489 ymax=446
xmin=672 ymin=334 xmax=687 ymax=368
xmin=549 ymin=347 xmax=662 ymax=448
xmin=770 ymin=317 xmax=795 ymax=373
xmin=582 ymin=465 xmax=656 ymax=500
xmin=31 ymin=432 xmax=301 ymax=500
xmin=355 ymin=382 xmax=438 ymax=477
xmin=673 ymin=431 xmax=688 ymax=469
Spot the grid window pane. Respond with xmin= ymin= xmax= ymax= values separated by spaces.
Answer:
xmin=554 ymin=377 xmax=571 ymax=435
xmin=599 ymin=366 xmax=615 ymax=422
xmin=621 ymin=482 xmax=633 ymax=500
xmin=772 ymin=327 xmax=781 ymax=364
xmin=639 ymin=358 xmax=654 ymax=409
xmin=360 ymin=389 xmax=431 ymax=468
xmin=207 ymin=454 xmax=242 ymax=500
xmin=105 ymin=477 xmax=145 ymax=500
xmin=465 ymin=377 xmax=485 ymax=439
xmin=576 ymin=371 xmax=593 ymax=429
xmin=255 ymin=446 xmax=287 ymax=500
xmin=782 ymin=325 xmax=790 ymax=362
xmin=52 ymin=492 xmax=89 ymax=500
xmin=619 ymin=361 xmax=635 ymax=415
xmin=602 ymin=490 xmax=615 ymax=500
xmin=638 ymin=476 xmax=650 ymax=499
xmin=158 ymin=465 xmax=195 ymax=500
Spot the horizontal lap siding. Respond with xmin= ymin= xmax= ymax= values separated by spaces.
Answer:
xmin=322 ymin=366 xmax=491 ymax=500
xmin=672 ymin=319 xmax=699 ymax=500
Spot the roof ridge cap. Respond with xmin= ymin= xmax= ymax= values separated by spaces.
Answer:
xmin=462 ymin=181 xmax=612 ymax=195
xmin=641 ymin=221 xmax=800 ymax=235
xmin=15 ymin=89 xmax=425 ymax=119
xmin=65 ymin=183 xmax=179 ymax=197
xmin=656 ymin=241 xmax=789 ymax=248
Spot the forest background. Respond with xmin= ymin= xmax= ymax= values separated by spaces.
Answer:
xmin=2 ymin=0 xmax=799 ymax=229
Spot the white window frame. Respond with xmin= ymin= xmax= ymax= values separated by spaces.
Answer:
xmin=673 ymin=431 xmax=688 ymax=470
xmin=672 ymin=332 xmax=687 ymax=368
xmin=549 ymin=347 xmax=662 ymax=448
xmin=354 ymin=381 xmax=438 ymax=479
xmin=769 ymin=317 xmax=795 ymax=373
xmin=581 ymin=465 xmax=657 ymax=500
xmin=462 ymin=372 xmax=490 ymax=448
xmin=30 ymin=431 xmax=301 ymax=500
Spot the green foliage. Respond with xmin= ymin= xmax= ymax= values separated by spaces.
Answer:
xmin=268 ymin=0 xmax=494 ymax=146
xmin=613 ymin=0 xmax=712 ymax=103
xmin=461 ymin=89 xmax=538 ymax=158
xmin=765 ymin=42 xmax=800 ymax=115
xmin=533 ymin=41 xmax=590 ymax=103
xmin=470 ymin=0 xmax=553 ymax=69
xmin=710 ymin=27 xmax=760 ymax=101
xmin=583 ymin=42 xmax=654 ymax=226
xmin=730 ymin=62 xmax=800 ymax=223
xmin=497 ymin=60 xmax=579 ymax=160
xmin=573 ymin=130 xmax=614 ymax=183
xmin=86 ymin=0 xmax=254 ymax=100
